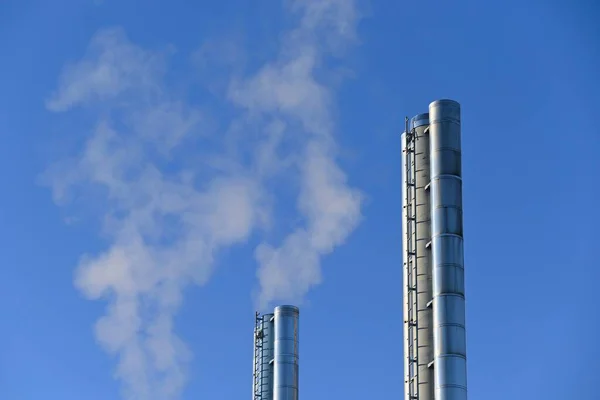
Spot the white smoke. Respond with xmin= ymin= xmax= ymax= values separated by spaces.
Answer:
xmin=43 ymin=1 xmax=362 ymax=399
xmin=230 ymin=0 xmax=363 ymax=308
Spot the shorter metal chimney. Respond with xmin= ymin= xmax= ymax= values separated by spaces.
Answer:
xmin=253 ymin=305 xmax=300 ymax=400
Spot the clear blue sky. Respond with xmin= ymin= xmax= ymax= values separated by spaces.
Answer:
xmin=1 ymin=1 xmax=598 ymax=399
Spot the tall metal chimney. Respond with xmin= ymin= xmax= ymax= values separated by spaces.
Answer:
xmin=402 ymin=99 xmax=467 ymax=400
xmin=402 ymin=113 xmax=434 ymax=400
xmin=253 ymin=305 xmax=299 ymax=400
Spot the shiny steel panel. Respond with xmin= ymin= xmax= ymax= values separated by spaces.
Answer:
xmin=429 ymin=99 xmax=467 ymax=400
xmin=431 ymin=177 xmax=462 ymax=208
xmin=273 ymin=305 xmax=299 ymax=400
xmin=432 ymin=235 xmax=464 ymax=265
xmin=431 ymin=208 xmax=463 ymax=236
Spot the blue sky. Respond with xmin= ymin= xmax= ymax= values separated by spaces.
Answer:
xmin=1 ymin=0 xmax=599 ymax=399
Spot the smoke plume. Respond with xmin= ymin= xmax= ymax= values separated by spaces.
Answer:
xmin=43 ymin=1 xmax=362 ymax=398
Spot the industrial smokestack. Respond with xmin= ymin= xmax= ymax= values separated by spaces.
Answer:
xmin=402 ymin=113 xmax=434 ymax=400
xmin=274 ymin=305 xmax=299 ymax=400
xmin=402 ymin=100 xmax=467 ymax=400
xmin=253 ymin=306 xmax=299 ymax=400
xmin=253 ymin=312 xmax=275 ymax=400
xmin=429 ymin=100 xmax=467 ymax=400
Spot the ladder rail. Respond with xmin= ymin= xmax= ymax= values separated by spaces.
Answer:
xmin=253 ymin=312 xmax=263 ymax=400
xmin=404 ymin=118 xmax=420 ymax=400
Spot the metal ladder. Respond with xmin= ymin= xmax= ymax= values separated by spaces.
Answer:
xmin=404 ymin=118 xmax=420 ymax=400
xmin=253 ymin=312 xmax=264 ymax=400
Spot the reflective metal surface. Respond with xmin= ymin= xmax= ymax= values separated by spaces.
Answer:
xmin=260 ymin=314 xmax=275 ymax=399
xmin=417 ymin=117 xmax=434 ymax=400
xmin=429 ymin=99 xmax=468 ymax=400
xmin=402 ymin=112 xmax=434 ymax=400
xmin=273 ymin=305 xmax=299 ymax=400
xmin=411 ymin=113 xmax=430 ymax=129
xmin=401 ymin=131 xmax=410 ymax=400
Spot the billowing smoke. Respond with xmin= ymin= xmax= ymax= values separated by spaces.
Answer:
xmin=43 ymin=0 xmax=362 ymax=399
xmin=230 ymin=0 xmax=363 ymax=308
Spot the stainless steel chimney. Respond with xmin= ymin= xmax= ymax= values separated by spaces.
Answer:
xmin=253 ymin=306 xmax=299 ymax=400
xmin=402 ymin=99 xmax=467 ymax=400
xmin=273 ymin=305 xmax=299 ymax=400
xmin=402 ymin=113 xmax=434 ymax=400
xmin=253 ymin=313 xmax=275 ymax=400
xmin=429 ymin=100 xmax=467 ymax=400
